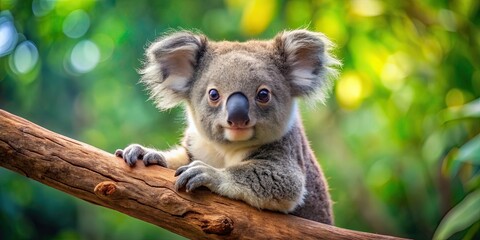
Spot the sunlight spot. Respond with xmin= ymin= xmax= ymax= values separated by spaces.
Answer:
xmin=32 ymin=0 xmax=56 ymax=17
xmin=381 ymin=62 xmax=404 ymax=90
xmin=240 ymin=0 xmax=276 ymax=36
xmin=63 ymin=9 xmax=90 ymax=38
xmin=445 ymin=89 xmax=465 ymax=107
xmin=0 ymin=15 xmax=18 ymax=57
xmin=351 ymin=0 xmax=384 ymax=17
xmin=381 ymin=52 xmax=412 ymax=91
xmin=336 ymin=73 xmax=364 ymax=110
xmin=70 ymin=40 xmax=100 ymax=73
xmin=12 ymin=41 xmax=39 ymax=74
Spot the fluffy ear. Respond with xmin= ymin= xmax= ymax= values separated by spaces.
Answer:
xmin=275 ymin=30 xmax=341 ymax=102
xmin=140 ymin=31 xmax=207 ymax=110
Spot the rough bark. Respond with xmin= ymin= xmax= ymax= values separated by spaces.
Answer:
xmin=0 ymin=109 xmax=407 ymax=240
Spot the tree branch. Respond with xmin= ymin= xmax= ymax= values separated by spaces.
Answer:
xmin=0 ymin=109 xmax=407 ymax=240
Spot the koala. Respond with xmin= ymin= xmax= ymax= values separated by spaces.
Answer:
xmin=115 ymin=29 xmax=340 ymax=224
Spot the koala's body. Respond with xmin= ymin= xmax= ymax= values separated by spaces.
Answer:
xmin=115 ymin=30 xmax=340 ymax=224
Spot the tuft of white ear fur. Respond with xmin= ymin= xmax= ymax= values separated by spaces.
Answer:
xmin=140 ymin=31 xmax=207 ymax=110
xmin=276 ymin=29 xmax=341 ymax=104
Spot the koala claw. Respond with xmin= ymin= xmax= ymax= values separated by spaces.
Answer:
xmin=114 ymin=149 xmax=124 ymax=158
xmin=143 ymin=151 xmax=167 ymax=167
xmin=174 ymin=161 xmax=221 ymax=192
xmin=174 ymin=165 xmax=188 ymax=177
xmin=115 ymin=144 xmax=167 ymax=167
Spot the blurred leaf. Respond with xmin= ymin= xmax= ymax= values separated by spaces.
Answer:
xmin=447 ymin=134 xmax=480 ymax=178
xmin=442 ymin=98 xmax=480 ymax=123
xmin=433 ymin=189 xmax=480 ymax=240
xmin=441 ymin=147 xmax=459 ymax=177
xmin=455 ymin=134 xmax=480 ymax=164
xmin=465 ymin=174 xmax=480 ymax=192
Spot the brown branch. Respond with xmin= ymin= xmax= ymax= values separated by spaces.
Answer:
xmin=0 ymin=109 xmax=407 ymax=240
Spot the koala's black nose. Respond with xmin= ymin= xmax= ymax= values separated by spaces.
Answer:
xmin=226 ymin=92 xmax=250 ymax=127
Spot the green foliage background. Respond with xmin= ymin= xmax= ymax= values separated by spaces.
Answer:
xmin=1 ymin=0 xmax=479 ymax=239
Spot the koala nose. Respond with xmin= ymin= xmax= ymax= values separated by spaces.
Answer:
xmin=226 ymin=92 xmax=250 ymax=127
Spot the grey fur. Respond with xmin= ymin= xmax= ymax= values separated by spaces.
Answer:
xmin=117 ymin=30 xmax=340 ymax=224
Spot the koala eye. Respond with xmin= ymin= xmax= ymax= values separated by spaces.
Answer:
xmin=208 ymin=89 xmax=220 ymax=102
xmin=256 ymin=89 xmax=270 ymax=103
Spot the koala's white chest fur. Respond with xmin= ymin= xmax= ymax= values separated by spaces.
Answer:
xmin=185 ymin=124 xmax=254 ymax=168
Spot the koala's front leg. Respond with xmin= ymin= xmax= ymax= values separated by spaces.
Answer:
xmin=115 ymin=144 xmax=190 ymax=169
xmin=175 ymin=160 xmax=306 ymax=213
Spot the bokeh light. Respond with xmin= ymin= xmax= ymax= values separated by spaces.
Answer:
xmin=381 ymin=52 xmax=412 ymax=91
xmin=336 ymin=72 xmax=370 ymax=110
xmin=10 ymin=41 xmax=39 ymax=74
xmin=63 ymin=9 xmax=90 ymax=39
xmin=70 ymin=40 xmax=100 ymax=73
xmin=0 ymin=13 xmax=18 ymax=57
xmin=240 ymin=0 xmax=276 ymax=36
xmin=445 ymin=89 xmax=465 ymax=107
xmin=351 ymin=0 xmax=384 ymax=17
xmin=32 ymin=0 xmax=56 ymax=17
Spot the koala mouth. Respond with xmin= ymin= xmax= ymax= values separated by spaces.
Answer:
xmin=223 ymin=126 xmax=254 ymax=142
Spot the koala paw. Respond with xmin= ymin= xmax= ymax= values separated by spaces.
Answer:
xmin=174 ymin=160 xmax=223 ymax=192
xmin=115 ymin=144 xmax=167 ymax=167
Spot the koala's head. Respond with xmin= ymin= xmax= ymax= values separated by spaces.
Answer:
xmin=140 ymin=30 xmax=340 ymax=145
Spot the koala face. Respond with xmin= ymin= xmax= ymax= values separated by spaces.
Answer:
xmin=188 ymin=44 xmax=295 ymax=145
xmin=141 ymin=30 xmax=340 ymax=146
